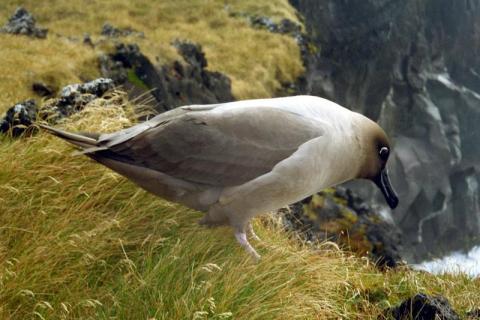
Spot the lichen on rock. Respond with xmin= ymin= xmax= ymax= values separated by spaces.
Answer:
xmin=39 ymin=78 xmax=115 ymax=122
xmin=279 ymin=186 xmax=403 ymax=268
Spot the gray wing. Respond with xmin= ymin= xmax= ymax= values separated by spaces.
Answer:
xmin=91 ymin=106 xmax=326 ymax=187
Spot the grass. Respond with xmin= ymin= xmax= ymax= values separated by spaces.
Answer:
xmin=0 ymin=1 xmax=479 ymax=319
xmin=0 ymin=95 xmax=479 ymax=320
xmin=0 ymin=0 xmax=304 ymax=112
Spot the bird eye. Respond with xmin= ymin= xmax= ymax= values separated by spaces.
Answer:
xmin=379 ymin=147 xmax=389 ymax=160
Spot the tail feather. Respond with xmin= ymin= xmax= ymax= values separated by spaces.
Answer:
xmin=38 ymin=124 xmax=100 ymax=149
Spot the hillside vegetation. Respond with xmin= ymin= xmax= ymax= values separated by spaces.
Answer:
xmin=0 ymin=0 xmax=303 ymax=112
xmin=0 ymin=1 xmax=479 ymax=319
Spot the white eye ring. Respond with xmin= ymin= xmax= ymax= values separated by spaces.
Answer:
xmin=379 ymin=147 xmax=389 ymax=160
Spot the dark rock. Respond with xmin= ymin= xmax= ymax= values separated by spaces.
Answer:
xmin=101 ymin=22 xmax=144 ymax=38
xmin=101 ymin=43 xmax=172 ymax=111
xmin=173 ymin=40 xmax=207 ymax=69
xmin=100 ymin=41 xmax=234 ymax=113
xmin=279 ymin=186 xmax=403 ymax=268
xmin=32 ymin=82 xmax=55 ymax=97
xmin=384 ymin=293 xmax=460 ymax=320
xmin=467 ymin=309 xmax=480 ymax=319
xmin=0 ymin=100 xmax=37 ymax=137
xmin=278 ymin=18 xmax=302 ymax=34
xmin=292 ymin=0 xmax=480 ymax=262
xmin=228 ymin=9 xmax=302 ymax=35
xmin=83 ymin=33 xmax=94 ymax=47
xmin=0 ymin=7 xmax=48 ymax=39
xmin=249 ymin=15 xmax=278 ymax=32
xmin=39 ymin=78 xmax=114 ymax=122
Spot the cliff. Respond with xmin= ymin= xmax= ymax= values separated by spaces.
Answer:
xmin=291 ymin=0 xmax=480 ymax=262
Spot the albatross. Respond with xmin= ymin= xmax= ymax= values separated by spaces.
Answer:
xmin=40 ymin=95 xmax=399 ymax=259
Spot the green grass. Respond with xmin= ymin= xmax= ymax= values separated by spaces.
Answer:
xmin=0 ymin=1 xmax=479 ymax=319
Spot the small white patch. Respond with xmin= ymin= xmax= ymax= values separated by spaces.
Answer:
xmin=13 ymin=104 xmax=23 ymax=113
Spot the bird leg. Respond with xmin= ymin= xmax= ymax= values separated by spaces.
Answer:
xmin=247 ymin=222 xmax=261 ymax=242
xmin=235 ymin=231 xmax=261 ymax=260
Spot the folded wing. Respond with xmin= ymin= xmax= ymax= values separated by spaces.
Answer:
xmin=90 ymin=106 xmax=326 ymax=187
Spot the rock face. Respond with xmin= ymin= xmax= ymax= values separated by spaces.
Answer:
xmin=291 ymin=0 xmax=480 ymax=261
xmin=1 ymin=7 xmax=48 ymax=38
xmin=384 ymin=293 xmax=460 ymax=320
xmin=100 ymin=41 xmax=234 ymax=113
xmin=280 ymin=187 xmax=403 ymax=268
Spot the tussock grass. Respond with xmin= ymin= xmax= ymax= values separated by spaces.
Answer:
xmin=0 ymin=101 xmax=358 ymax=319
xmin=0 ymin=0 xmax=304 ymax=112
xmin=0 ymin=100 xmax=479 ymax=319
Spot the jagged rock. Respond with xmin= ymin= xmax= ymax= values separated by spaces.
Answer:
xmin=32 ymin=82 xmax=55 ymax=97
xmin=279 ymin=187 xmax=403 ymax=268
xmin=0 ymin=7 xmax=48 ymax=39
xmin=0 ymin=100 xmax=37 ymax=137
xmin=101 ymin=23 xmax=144 ymax=38
xmin=384 ymin=293 xmax=460 ymax=320
xmin=39 ymin=78 xmax=114 ymax=122
xmin=100 ymin=41 xmax=234 ymax=113
xmin=292 ymin=0 xmax=480 ymax=262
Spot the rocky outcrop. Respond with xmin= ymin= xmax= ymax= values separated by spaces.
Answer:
xmin=291 ymin=0 xmax=480 ymax=261
xmin=0 ymin=100 xmax=38 ymax=137
xmin=384 ymin=293 xmax=460 ymax=320
xmin=100 ymin=41 xmax=234 ymax=114
xmin=0 ymin=78 xmax=116 ymax=138
xmin=39 ymin=78 xmax=115 ymax=122
xmin=280 ymin=187 xmax=403 ymax=268
xmin=1 ymin=7 xmax=48 ymax=38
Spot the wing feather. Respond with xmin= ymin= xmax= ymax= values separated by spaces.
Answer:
xmin=93 ymin=106 xmax=326 ymax=187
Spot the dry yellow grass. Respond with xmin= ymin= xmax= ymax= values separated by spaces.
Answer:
xmin=0 ymin=0 xmax=304 ymax=112
xmin=0 ymin=34 xmax=99 ymax=113
xmin=0 ymin=95 xmax=478 ymax=319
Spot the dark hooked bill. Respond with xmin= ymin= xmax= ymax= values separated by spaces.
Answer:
xmin=374 ymin=168 xmax=399 ymax=209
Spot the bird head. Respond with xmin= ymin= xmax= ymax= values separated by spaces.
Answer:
xmin=356 ymin=117 xmax=399 ymax=209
